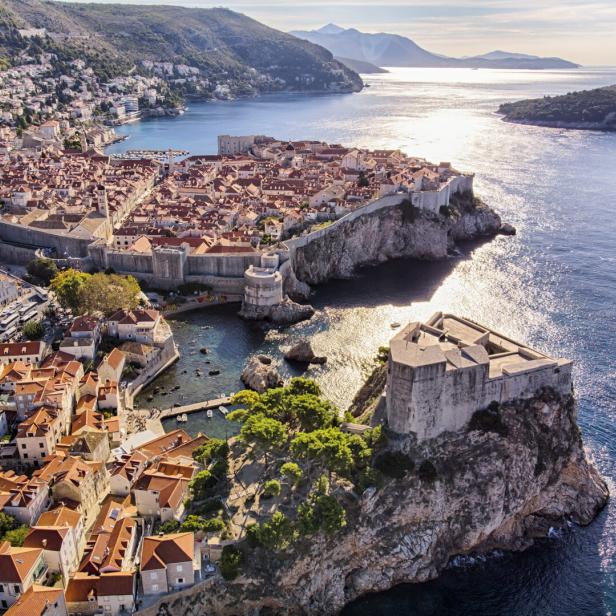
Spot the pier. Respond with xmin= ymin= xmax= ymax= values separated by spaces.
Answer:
xmin=158 ymin=396 xmax=233 ymax=419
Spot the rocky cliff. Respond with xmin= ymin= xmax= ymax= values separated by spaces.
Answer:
xmin=140 ymin=389 xmax=607 ymax=616
xmin=287 ymin=194 xmax=502 ymax=289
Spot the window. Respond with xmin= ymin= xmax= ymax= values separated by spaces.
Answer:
xmin=177 ymin=578 xmax=184 ymax=584
xmin=23 ymin=454 xmax=28 ymax=459
xmin=151 ymin=584 xmax=159 ymax=592
xmin=150 ymin=572 xmax=157 ymax=580
xmin=13 ymin=585 xmax=19 ymax=593
xmin=176 ymin=565 xmax=182 ymax=572
xmin=1 ymin=600 xmax=7 ymax=609
xmin=21 ymin=443 xmax=26 ymax=449
xmin=39 ymin=442 xmax=44 ymax=448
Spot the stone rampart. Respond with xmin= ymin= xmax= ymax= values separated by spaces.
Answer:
xmin=0 ymin=220 xmax=92 ymax=257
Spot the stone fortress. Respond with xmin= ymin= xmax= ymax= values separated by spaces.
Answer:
xmin=386 ymin=312 xmax=573 ymax=440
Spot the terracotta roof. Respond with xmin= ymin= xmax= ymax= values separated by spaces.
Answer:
xmin=0 ymin=541 xmax=44 ymax=583
xmin=5 ymin=585 xmax=64 ymax=616
xmin=135 ymin=429 xmax=191 ymax=458
xmin=23 ymin=526 xmax=69 ymax=552
xmin=102 ymin=348 xmax=125 ymax=370
xmin=140 ymin=532 xmax=193 ymax=571
xmin=97 ymin=571 xmax=134 ymax=596
xmin=37 ymin=505 xmax=81 ymax=529
xmin=0 ymin=341 xmax=44 ymax=357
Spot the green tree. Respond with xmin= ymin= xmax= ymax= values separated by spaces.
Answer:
xmin=280 ymin=462 xmax=302 ymax=485
xmin=231 ymin=389 xmax=260 ymax=410
xmin=193 ymin=439 xmax=229 ymax=477
xmin=249 ymin=511 xmax=295 ymax=551
xmin=291 ymin=394 xmax=337 ymax=432
xmin=3 ymin=525 xmax=29 ymax=546
xmin=159 ymin=519 xmax=180 ymax=534
xmin=262 ymin=479 xmax=281 ymax=498
xmin=190 ymin=470 xmax=216 ymax=500
xmin=80 ymin=273 xmax=141 ymax=315
xmin=287 ymin=377 xmax=321 ymax=397
xmin=23 ymin=320 xmax=44 ymax=340
xmin=240 ymin=413 xmax=287 ymax=461
xmin=219 ymin=545 xmax=243 ymax=580
xmin=50 ymin=269 xmax=89 ymax=312
xmin=297 ymin=492 xmax=346 ymax=536
xmin=0 ymin=512 xmax=18 ymax=536
xmin=26 ymin=258 xmax=58 ymax=285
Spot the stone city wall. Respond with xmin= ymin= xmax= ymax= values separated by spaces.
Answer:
xmin=0 ymin=220 xmax=92 ymax=257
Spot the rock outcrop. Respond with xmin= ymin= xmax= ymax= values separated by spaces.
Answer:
xmin=241 ymin=355 xmax=283 ymax=393
xmin=141 ymin=389 xmax=607 ymax=616
xmin=289 ymin=195 xmax=502 ymax=286
xmin=284 ymin=340 xmax=327 ymax=365
xmin=268 ymin=298 xmax=315 ymax=325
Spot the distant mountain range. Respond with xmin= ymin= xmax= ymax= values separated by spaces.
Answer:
xmin=290 ymin=24 xmax=580 ymax=70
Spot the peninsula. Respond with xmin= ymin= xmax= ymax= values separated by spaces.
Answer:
xmin=123 ymin=313 xmax=608 ymax=615
xmin=498 ymin=85 xmax=616 ymax=131
xmin=0 ymin=135 xmax=509 ymax=324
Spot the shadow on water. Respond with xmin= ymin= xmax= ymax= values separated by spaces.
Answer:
xmin=342 ymin=506 xmax=612 ymax=616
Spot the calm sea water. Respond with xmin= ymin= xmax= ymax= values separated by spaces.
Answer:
xmin=110 ymin=68 xmax=616 ymax=615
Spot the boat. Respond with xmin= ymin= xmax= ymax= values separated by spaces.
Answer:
xmin=206 ymin=409 xmax=214 ymax=419
xmin=390 ymin=322 xmax=401 ymax=329
xmin=219 ymin=405 xmax=228 ymax=416
xmin=176 ymin=414 xmax=188 ymax=423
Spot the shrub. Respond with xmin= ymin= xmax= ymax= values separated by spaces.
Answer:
xmin=26 ymin=258 xmax=58 ymax=285
xmin=262 ymin=479 xmax=281 ymax=498
xmin=418 ymin=460 xmax=438 ymax=483
xmin=23 ymin=320 xmax=44 ymax=340
xmin=247 ymin=512 xmax=295 ymax=550
xmin=220 ymin=545 xmax=243 ymax=580
xmin=374 ymin=450 xmax=414 ymax=479
xmin=280 ymin=462 xmax=302 ymax=485
xmin=159 ymin=519 xmax=180 ymax=534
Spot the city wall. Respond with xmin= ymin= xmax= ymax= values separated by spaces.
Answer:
xmin=0 ymin=220 xmax=92 ymax=258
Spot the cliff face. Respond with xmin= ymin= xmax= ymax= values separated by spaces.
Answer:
xmin=288 ymin=197 xmax=501 ymax=288
xmin=142 ymin=390 xmax=607 ymax=616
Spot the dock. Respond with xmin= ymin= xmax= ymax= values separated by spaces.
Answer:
xmin=159 ymin=396 xmax=233 ymax=419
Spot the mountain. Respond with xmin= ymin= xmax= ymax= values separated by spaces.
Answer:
xmin=335 ymin=56 xmax=388 ymax=74
xmin=0 ymin=2 xmax=363 ymax=95
xmin=290 ymin=24 xmax=580 ymax=70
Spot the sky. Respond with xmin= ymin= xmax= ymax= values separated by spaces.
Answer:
xmin=59 ymin=0 xmax=616 ymax=65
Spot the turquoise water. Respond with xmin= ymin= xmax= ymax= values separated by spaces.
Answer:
xmin=114 ymin=67 xmax=616 ymax=615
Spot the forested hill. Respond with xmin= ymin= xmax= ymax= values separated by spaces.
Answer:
xmin=498 ymin=85 xmax=616 ymax=131
xmin=0 ymin=0 xmax=363 ymax=95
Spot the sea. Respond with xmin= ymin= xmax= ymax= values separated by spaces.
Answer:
xmin=107 ymin=67 xmax=616 ymax=615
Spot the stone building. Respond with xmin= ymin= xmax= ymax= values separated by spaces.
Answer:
xmin=386 ymin=312 xmax=572 ymax=440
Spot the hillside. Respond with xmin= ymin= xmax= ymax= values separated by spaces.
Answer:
xmin=290 ymin=24 xmax=579 ymax=70
xmin=498 ymin=85 xmax=616 ymax=131
xmin=0 ymin=1 xmax=363 ymax=96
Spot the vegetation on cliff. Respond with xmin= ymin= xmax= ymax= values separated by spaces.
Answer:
xmin=0 ymin=0 xmax=362 ymax=97
xmin=498 ymin=85 xmax=616 ymax=129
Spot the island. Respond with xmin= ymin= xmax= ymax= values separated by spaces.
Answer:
xmin=498 ymin=85 xmax=616 ymax=131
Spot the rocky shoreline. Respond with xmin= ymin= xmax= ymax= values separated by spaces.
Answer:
xmin=138 ymin=388 xmax=607 ymax=616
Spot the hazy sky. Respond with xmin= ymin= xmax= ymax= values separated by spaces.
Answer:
xmin=60 ymin=0 xmax=616 ymax=64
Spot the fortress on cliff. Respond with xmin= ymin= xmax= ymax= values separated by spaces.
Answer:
xmin=386 ymin=312 xmax=573 ymax=440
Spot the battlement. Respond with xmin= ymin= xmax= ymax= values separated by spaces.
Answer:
xmin=386 ymin=312 xmax=572 ymax=439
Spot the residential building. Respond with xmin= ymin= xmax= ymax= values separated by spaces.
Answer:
xmin=0 ymin=541 xmax=48 ymax=609
xmin=139 ymin=533 xmax=199 ymax=595
xmin=4 ymin=585 xmax=67 ymax=616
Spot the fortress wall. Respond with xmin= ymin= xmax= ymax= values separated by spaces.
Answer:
xmin=0 ymin=220 xmax=92 ymax=257
xmin=284 ymin=194 xmax=407 ymax=255
xmin=0 ymin=240 xmax=39 ymax=265
xmin=186 ymin=253 xmax=261 ymax=277
xmin=387 ymin=359 xmax=573 ymax=440
xmin=106 ymin=251 xmax=154 ymax=274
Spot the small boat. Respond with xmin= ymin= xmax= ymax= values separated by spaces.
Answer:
xmin=176 ymin=414 xmax=188 ymax=423
xmin=206 ymin=409 xmax=213 ymax=419
xmin=390 ymin=322 xmax=401 ymax=329
xmin=219 ymin=405 xmax=228 ymax=416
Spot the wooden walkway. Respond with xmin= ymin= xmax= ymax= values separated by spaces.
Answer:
xmin=159 ymin=396 xmax=233 ymax=419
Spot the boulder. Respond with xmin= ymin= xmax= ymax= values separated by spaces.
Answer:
xmin=268 ymin=298 xmax=315 ymax=325
xmin=284 ymin=340 xmax=327 ymax=365
xmin=241 ymin=355 xmax=283 ymax=393
xmin=498 ymin=222 xmax=517 ymax=236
